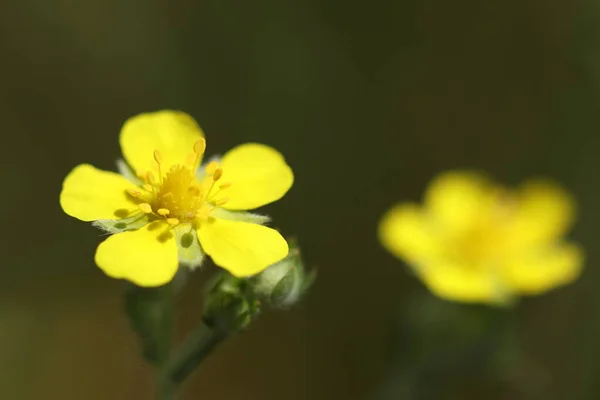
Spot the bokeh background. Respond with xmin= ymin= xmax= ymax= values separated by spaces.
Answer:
xmin=2 ymin=0 xmax=600 ymax=399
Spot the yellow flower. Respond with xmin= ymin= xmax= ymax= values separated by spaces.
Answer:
xmin=378 ymin=170 xmax=583 ymax=304
xmin=60 ymin=110 xmax=293 ymax=287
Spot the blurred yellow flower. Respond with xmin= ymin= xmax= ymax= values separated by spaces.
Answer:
xmin=60 ymin=110 xmax=293 ymax=287
xmin=378 ymin=171 xmax=583 ymax=304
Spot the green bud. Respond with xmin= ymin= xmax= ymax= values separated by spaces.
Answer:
xmin=202 ymin=272 xmax=260 ymax=333
xmin=249 ymin=240 xmax=316 ymax=308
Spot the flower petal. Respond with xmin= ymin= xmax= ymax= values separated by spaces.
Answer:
xmin=218 ymin=143 xmax=293 ymax=210
xmin=95 ymin=221 xmax=179 ymax=287
xmin=418 ymin=262 xmax=513 ymax=304
xmin=60 ymin=164 xmax=138 ymax=222
xmin=507 ymin=180 xmax=575 ymax=249
xmin=378 ymin=203 xmax=443 ymax=264
xmin=501 ymin=243 xmax=583 ymax=295
xmin=120 ymin=110 xmax=205 ymax=173
xmin=424 ymin=171 xmax=493 ymax=234
xmin=198 ymin=218 xmax=289 ymax=277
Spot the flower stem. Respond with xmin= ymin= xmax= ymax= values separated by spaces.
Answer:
xmin=165 ymin=321 xmax=229 ymax=386
xmin=155 ymin=285 xmax=175 ymax=400
xmin=156 ymin=369 xmax=176 ymax=400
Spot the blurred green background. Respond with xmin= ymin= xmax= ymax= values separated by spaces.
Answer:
xmin=2 ymin=0 xmax=600 ymax=399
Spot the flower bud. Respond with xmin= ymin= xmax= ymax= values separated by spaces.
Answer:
xmin=249 ymin=240 xmax=315 ymax=308
xmin=202 ymin=272 xmax=260 ymax=332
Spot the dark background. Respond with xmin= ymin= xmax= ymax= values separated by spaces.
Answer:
xmin=1 ymin=0 xmax=600 ymax=399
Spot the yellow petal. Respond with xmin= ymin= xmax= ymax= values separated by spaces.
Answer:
xmin=378 ymin=203 xmax=443 ymax=263
xmin=60 ymin=164 xmax=138 ymax=222
xmin=120 ymin=110 xmax=204 ymax=173
xmin=507 ymin=180 xmax=575 ymax=249
xmin=198 ymin=218 xmax=288 ymax=277
xmin=418 ymin=262 xmax=512 ymax=304
xmin=95 ymin=221 xmax=179 ymax=287
xmin=218 ymin=143 xmax=293 ymax=210
xmin=424 ymin=171 xmax=492 ymax=234
xmin=501 ymin=243 xmax=583 ymax=295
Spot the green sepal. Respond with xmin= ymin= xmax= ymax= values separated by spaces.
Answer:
xmin=93 ymin=214 xmax=150 ymax=234
xmin=174 ymin=224 xmax=205 ymax=269
xmin=202 ymin=272 xmax=261 ymax=333
xmin=249 ymin=239 xmax=316 ymax=308
xmin=211 ymin=208 xmax=271 ymax=225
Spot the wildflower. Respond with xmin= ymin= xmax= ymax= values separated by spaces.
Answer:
xmin=60 ymin=110 xmax=293 ymax=287
xmin=378 ymin=170 xmax=583 ymax=304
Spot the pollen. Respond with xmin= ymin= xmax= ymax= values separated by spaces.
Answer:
xmin=166 ymin=218 xmax=180 ymax=226
xmin=132 ymin=141 xmax=233 ymax=224
xmin=127 ymin=189 xmax=141 ymax=198
xmin=139 ymin=203 xmax=153 ymax=213
xmin=155 ymin=165 xmax=204 ymax=221
xmin=213 ymin=168 xmax=223 ymax=181
xmin=205 ymin=161 xmax=219 ymax=175
xmin=193 ymin=138 xmax=206 ymax=155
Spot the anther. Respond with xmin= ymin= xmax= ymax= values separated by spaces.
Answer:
xmin=146 ymin=171 xmax=156 ymax=184
xmin=205 ymin=161 xmax=219 ymax=175
xmin=153 ymin=149 xmax=164 ymax=164
xmin=193 ymin=138 xmax=206 ymax=155
xmin=219 ymin=182 xmax=232 ymax=189
xmin=127 ymin=189 xmax=142 ymax=197
xmin=213 ymin=168 xmax=223 ymax=182
xmin=143 ymin=184 xmax=154 ymax=192
xmin=188 ymin=186 xmax=201 ymax=196
xmin=213 ymin=168 xmax=223 ymax=181
xmin=157 ymin=208 xmax=170 ymax=216
xmin=139 ymin=203 xmax=153 ymax=214
xmin=167 ymin=218 xmax=180 ymax=226
xmin=214 ymin=197 xmax=229 ymax=206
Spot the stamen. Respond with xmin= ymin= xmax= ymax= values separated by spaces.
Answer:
xmin=146 ymin=171 xmax=156 ymax=184
xmin=185 ymin=153 xmax=197 ymax=167
xmin=214 ymin=197 xmax=229 ymax=206
xmin=194 ymin=138 xmax=206 ymax=155
xmin=153 ymin=149 xmax=164 ymax=164
xmin=153 ymin=150 xmax=164 ymax=184
xmin=196 ymin=207 xmax=210 ymax=220
xmin=219 ymin=182 xmax=232 ymax=189
xmin=127 ymin=189 xmax=142 ymax=198
xmin=205 ymin=161 xmax=219 ymax=175
xmin=139 ymin=203 xmax=153 ymax=214
xmin=188 ymin=186 xmax=201 ymax=196
xmin=167 ymin=218 xmax=180 ymax=226
xmin=157 ymin=208 xmax=170 ymax=216
xmin=143 ymin=184 xmax=154 ymax=192
xmin=184 ymin=139 xmax=207 ymax=171
xmin=213 ymin=168 xmax=223 ymax=181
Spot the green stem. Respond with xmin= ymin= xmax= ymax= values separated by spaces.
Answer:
xmin=155 ymin=285 xmax=175 ymax=400
xmin=156 ymin=368 xmax=176 ymax=400
xmin=166 ymin=321 xmax=229 ymax=385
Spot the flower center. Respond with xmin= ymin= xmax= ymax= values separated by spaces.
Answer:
xmin=126 ymin=139 xmax=231 ymax=226
xmin=156 ymin=165 xmax=204 ymax=221
xmin=449 ymin=190 xmax=516 ymax=268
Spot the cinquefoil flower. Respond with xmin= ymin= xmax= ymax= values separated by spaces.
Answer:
xmin=378 ymin=170 xmax=583 ymax=304
xmin=60 ymin=110 xmax=293 ymax=287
